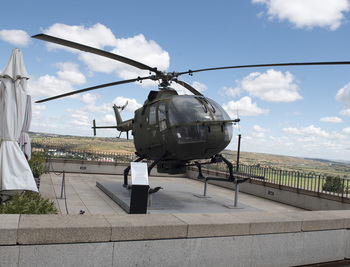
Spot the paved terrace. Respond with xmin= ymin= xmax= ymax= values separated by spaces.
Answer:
xmin=38 ymin=172 xmax=303 ymax=215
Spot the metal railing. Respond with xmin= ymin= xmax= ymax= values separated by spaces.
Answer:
xmin=32 ymin=146 xmax=349 ymax=198
xmin=203 ymin=162 xmax=350 ymax=198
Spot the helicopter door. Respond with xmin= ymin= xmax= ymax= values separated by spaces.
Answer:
xmin=148 ymin=104 xmax=161 ymax=148
xmin=158 ymin=102 xmax=167 ymax=132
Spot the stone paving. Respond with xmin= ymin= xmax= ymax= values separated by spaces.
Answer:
xmin=39 ymin=172 xmax=303 ymax=215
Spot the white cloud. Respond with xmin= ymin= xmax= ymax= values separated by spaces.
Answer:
xmin=69 ymin=109 xmax=90 ymax=126
xmin=236 ymin=69 xmax=302 ymax=102
xmin=42 ymin=23 xmax=170 ymax=82
xmin=336 ymin=82 xmax=350 ymax=104
xmin=28 ymin=62 xmax=86 ymax=101
xmin=0 ymin=29 xmax=31 ymax=47
xmin=340 ymin=109 xmax=350 ymax=116
xmin=223 ymin=96 xmax=269 ymax=117
xmin=83 ymin=102 xmax=112 ymax=114
xmin=288 ymin=111 xmax=302 ymax=116
xmin=253 ymin=125 xmax=270 ymax=132
xmin=251 ymin=132 xmax=266 ymax=138
xmin=276 ymin=124 xmax=349 ymax=159
xmin=192 ymin=81 xmax=208 ymax=93
xmin=31 ymin=104 xmax=46 ymax=120
xmin=335 ymin=83 xmax=350 ymax=115
xmin=343 ymin=127 xmax=350 ymax=135
xmin=101 ymin=114 xmax=117 ymax=125
xmin=43 ymin=23 xmax=118 ymax=50
xmin=171 ymin=81 xmax=208 ymax=95
xmin=253 ymin=0 xmax=350 ymax=30
xmin=56 ymin=62 xmax=86 ymax=85
xmin=28 ymin=74 xmax=76 ymax=99
xmin=282 ymin=125 xmax=329 ymax=138
xmin=113 ymin=34 xmax=169 ymax=73
xmin=80 ymin=93 xmax=100 ymax=105
xmin=219 ymin=86 xmax=242 ymax=98
xmin=320 ymin=116 xmax=343 ymax=123
xmin=282 ymin=125 xmax=346 ymax=140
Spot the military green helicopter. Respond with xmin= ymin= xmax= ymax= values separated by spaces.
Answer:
xmin=33 ymin=34 xmax=350 ymax=187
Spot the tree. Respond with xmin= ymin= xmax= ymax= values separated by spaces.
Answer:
xmin=322 ymin=175 xmax=344 ymax=194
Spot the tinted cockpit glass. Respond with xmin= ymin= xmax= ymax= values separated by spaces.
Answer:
xmin=169 ymin=96 xmax=211 ymax=126
xmin=168 ymin=96 xmax=230 ymax=126
xmin=206 ymin=97 xmax=231 ymax=121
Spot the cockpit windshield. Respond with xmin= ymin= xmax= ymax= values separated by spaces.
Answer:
xmin=168 ymin=95 xmax=230 ymax=126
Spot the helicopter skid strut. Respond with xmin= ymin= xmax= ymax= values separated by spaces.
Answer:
xmin=195 ymin=154 xmax=250 ymax=199
xmin=196 ymin=154 xmax=250 ymax=207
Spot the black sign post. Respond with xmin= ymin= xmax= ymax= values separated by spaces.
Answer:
xmin=130 ymin=185 xmax=149 ymax=214
xmin=129 ymin=162 xmax=149 ymax=214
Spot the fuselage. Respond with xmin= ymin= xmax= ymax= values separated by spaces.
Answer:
xmin=132 ymin=89 xmax=233 ymax=165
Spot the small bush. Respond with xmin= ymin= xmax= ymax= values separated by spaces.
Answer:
xmin=28 ymin=151 xmax=48 ymax=178
xmin=0 ymin=192 xmax=58 ymax=214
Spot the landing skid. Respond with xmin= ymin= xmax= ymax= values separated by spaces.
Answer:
xmin=194 ymin=154 xmax=250 ymax=185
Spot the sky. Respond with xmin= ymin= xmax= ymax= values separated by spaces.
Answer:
xmin=0 ymin=0 xmax=350 ymax=161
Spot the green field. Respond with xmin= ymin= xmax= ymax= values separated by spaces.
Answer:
xmin=30 ymin=133 xmax=135 ymax=153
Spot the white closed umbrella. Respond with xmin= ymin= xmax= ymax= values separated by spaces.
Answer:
xmin=0 ymin=48 xmax=38 ymax=195
xmin=19 ymin=95 xmax=32 ymax=160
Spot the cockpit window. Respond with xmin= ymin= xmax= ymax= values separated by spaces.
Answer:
xmin=169 ymin=96 xmax=211 ymax=126
xmin=158 ymin=102 xmax=167 ymax=131
xmin=168 ymin=95 xmax=230 ymax=126
xmin=206 ymin=98 xmax=231 ymax=120
xmin=149 ymin=105 xmax=156 ymax=125
xmin=158 ymin=102 xmax=166 ymax=121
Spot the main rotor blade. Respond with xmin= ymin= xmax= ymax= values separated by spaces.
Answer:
xmin=178 ymin=61 xmax=350 ymax=76
xmin=35 ymin=76 xmax=151 ymax=103
xmin=32 ymin=34 xmax=158 ymax=72
xmin=174 ymin=79 xmax=203 ymax=96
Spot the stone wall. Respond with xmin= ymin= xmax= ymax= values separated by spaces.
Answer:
xmin=1 ymin=211 xmax=350 ymax=266
xmin=46 ymin=159 xmax=186 ymax=177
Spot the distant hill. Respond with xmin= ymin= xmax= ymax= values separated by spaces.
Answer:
xmin=29 ymin=132 xmax=135 ymax=154
xmin=29 ymin=132 xmax=350 ymax=177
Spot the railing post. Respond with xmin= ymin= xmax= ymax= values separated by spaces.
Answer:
xmin=317 ymin=175 xmax=321 ymax=195
xmin=234 ymin=180 xmax=239 ymax=207
xmin=297 ymin=172 xmax=300 ymax=191
xmin=279 ymin=170 xmax=282 ymax=188
xmin=58 ymin=170 xmax=66 ymax=199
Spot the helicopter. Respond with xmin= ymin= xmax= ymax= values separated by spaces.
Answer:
xmin=32 ymin=33 xmax=350 ymax=187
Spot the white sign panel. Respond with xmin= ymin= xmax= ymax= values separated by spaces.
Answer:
xmin=130 ymin=162 xmax=149 ymax=185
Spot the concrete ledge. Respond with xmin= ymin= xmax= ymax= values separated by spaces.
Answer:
xmin=1 ymin=211 xmax=348 ymax=245
xmin=285 ymin=210 xmax=348 ymax=231
xmin=174 ymin=213 xmax=250 ymax=238
xmin=2 ymin=212 xmax=350 ymax=266
xmin=234 ymin=212 xmax=302 ymax=235
xmin=105 ymin=214 xmax=188 ymax=241
xmin=0 ymin=214 xmax=19 ymax=245
xmin=18 ymin=215 xmax=112 ymax=245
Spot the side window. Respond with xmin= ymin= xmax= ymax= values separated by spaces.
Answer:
xmin=149 ymin=105 xmax=156 ymax=125
xmin=158 ymin=102 xmax=167 ymax=131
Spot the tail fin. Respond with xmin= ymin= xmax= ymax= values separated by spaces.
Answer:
xmin=113 ymin=101 xmax=128 ymax=125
